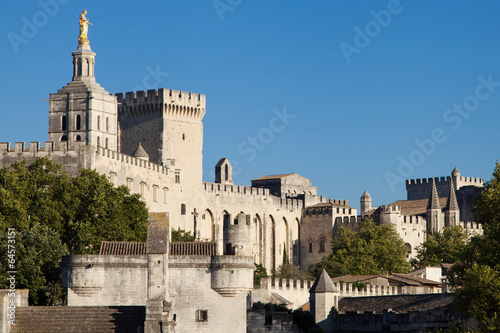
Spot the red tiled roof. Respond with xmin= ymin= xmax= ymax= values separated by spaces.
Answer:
xmin=99 ymin=241 xmax=146 ymax=255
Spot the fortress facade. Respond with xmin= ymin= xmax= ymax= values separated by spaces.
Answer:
xmin=0 ymin=36 xmax=484 ymax=274
xmin=0 ymin=25 xmax=487 ymax=332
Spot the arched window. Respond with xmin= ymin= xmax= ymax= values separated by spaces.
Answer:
xmin=62 ymin=115 xmax=67 ymax=131
xmin=97 ymin=116 xmax=100 ymax=131
xmin=319 ymin=236 xmax=326 ymax=253
xmin=97 ymin=136 xmax=100 ymax=147
xmin=61 ymin=135 xmax=68 ymax=141
xmin=106 ymin=118 xmax=109 ymax=132
xmin=76 ymin=135 xmax=82 ymax=141
xmin=406 ymin=243 xmax=412 ymax=258
xmin=105 ymin=138 xmax=109 ymax=148
xmin=181 ymin=204 xmax=186 ymax=215
xmin=76 ymin=115 xmax=81 ymax=130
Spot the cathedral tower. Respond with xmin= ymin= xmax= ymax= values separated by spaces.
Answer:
xmin=48 ymin=16 xmax=118 ymax=150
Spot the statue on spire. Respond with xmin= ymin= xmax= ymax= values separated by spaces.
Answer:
xmin=78 ymin=10 xmax=92 ymax=45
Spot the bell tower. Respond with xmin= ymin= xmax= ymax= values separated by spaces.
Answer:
xmin=48 ymin=10 xmax=118 ymax=150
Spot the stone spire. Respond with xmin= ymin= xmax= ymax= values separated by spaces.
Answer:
xmin=427 ymin=178 xmax=443 ymax=232
xmin=446 ymin=178 xmax=459 ymax=211
xmin=427 ymin=178 xmax=441 ymax=210
xmin=445 ymin=178 xmax=460 ymax=226
xmin=309 ymin=269 xmax=338 ymax=293
xmin=452 ymin=167 xmax=460 ymax=177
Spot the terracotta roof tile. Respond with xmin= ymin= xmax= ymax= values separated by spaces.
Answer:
xmin=99 ymin=241 xmax=146 ymax=255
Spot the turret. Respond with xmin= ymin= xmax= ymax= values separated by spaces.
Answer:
xmin=360 ymin=190 xmax=372 ymax=215
xmin=215 ymin=158 xmax=233 ymax=184
xmin=223 ymin=213 xmax=251 ymax=256
xmin=132 ymin=142 xmax=150 ymax=161
xmin=309 ymin=269 xmax=338 ymax=332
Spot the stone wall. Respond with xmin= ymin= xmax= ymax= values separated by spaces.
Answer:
xmin=61 ymin=255 xmax=147 ymax=306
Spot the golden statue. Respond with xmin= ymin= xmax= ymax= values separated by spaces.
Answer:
xmin=78 ymin=10 xmax=92 ymax=45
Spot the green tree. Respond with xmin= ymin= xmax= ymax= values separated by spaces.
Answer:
xmin=0 ymin=225 xmax=69 ymax=305
xmin=449 ymin=161 xmax=500 ymax=331
xmin=171 ymin=227 xmax=196 ymax=242
xmin=411 ymin=226 xmax=468 ymax=269
xmin=253 ymin=263 xmax=268 ymax=286
xmin=0 ymin=158 xmax=148 ymax=304
xmin=308 ymin=219 xmax=411 ymax=278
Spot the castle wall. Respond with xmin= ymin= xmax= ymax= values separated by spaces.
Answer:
xmin=61 ymin=255 xmax=147 ymax=306
xmin=168 ymin=255 xmax=251 ymax=333
xmin=0 ymin=142 xmax=87 ymax=177
xmin=299 ymin=205 xmax=358 ymax=270
xmin=202 ymin=182 xmax=303 ymax=271
xmin=406 ymin=176 xmax=483 ymax=201
xmin=330 ymin=305 xmax=458 ymax=332
xmin=118 ymin=111 xmax=163 ymax=164
xmin=457 ymin=185 xmax=484 ymax=222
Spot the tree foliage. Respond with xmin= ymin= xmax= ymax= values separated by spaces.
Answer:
xmin=171 ymin=227 xmax=196 ymax=242
xmin=308 ymin=219 xmax=411 ymax=278
xmin=449 ymin=161 xmax=500 ymax=331
xmin=411 ymin=226 xmax=468 ymax=269
xmin=0 ymin=158 xmax=148 ymax=304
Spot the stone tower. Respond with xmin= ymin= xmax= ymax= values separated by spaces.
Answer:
xmin=223 ymin=213 xmax=251 ymax=256
xmin=215 ymin=158 xmax=233 ymax=184
xmin=48 ymin=38 xmax=118 ymax=150
xmin=116 ymin=89 xmax=206 ymax=231
xmin=309 ymin=269 xmax=338 ymax=333
xmin=360 ymin=190 xmax=372 ymax=215
xmin=426 ymin=178 xmax=444 ymax=232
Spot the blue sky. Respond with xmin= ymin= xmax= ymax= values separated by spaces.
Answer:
xmin=1 ymin=1 xmax=500 ymax=209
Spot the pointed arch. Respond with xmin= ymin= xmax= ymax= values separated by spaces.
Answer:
xmin=268 ymin=215 xmax=276 ymax=272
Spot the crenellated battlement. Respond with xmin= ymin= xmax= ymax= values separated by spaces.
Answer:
xmin=0 ymin=142 xmax=172 ymax=177
xmin=401 ymin=215 xmax=424 ymax=225
xmin=406 ymin=174 xmax=484 ymax=201
xmin=0 ymin=141 xmax=76 ymax=153
xmin=116 ymin=88 xmax=206 ymax=120
xmin=380 ymin=205 xmax=401 ymax=213
xmin=335 ymin=215 xmax=362 ymax=225
xmin=329 ymin=198 xmax=350 ymax=206
xmin=277 ymin=197 xmax=303 ymax=211
xmin=94 ymin=146 xmax=171 ymax=175
xmin=256 ymin=277 xmax=425 ymax=307
xmin=304 ymin=205 xmax=355 ymax=217
xmin=406 ymin=176 xmax=449 ymax=186
xmin=459 ymin=221 xmax=483 ymax=234
xmin=203 ymin=182 xmax=270 ymax=197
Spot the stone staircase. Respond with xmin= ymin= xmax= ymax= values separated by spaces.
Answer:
xmin=10 ymin=306 xmax=145 ymax=333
